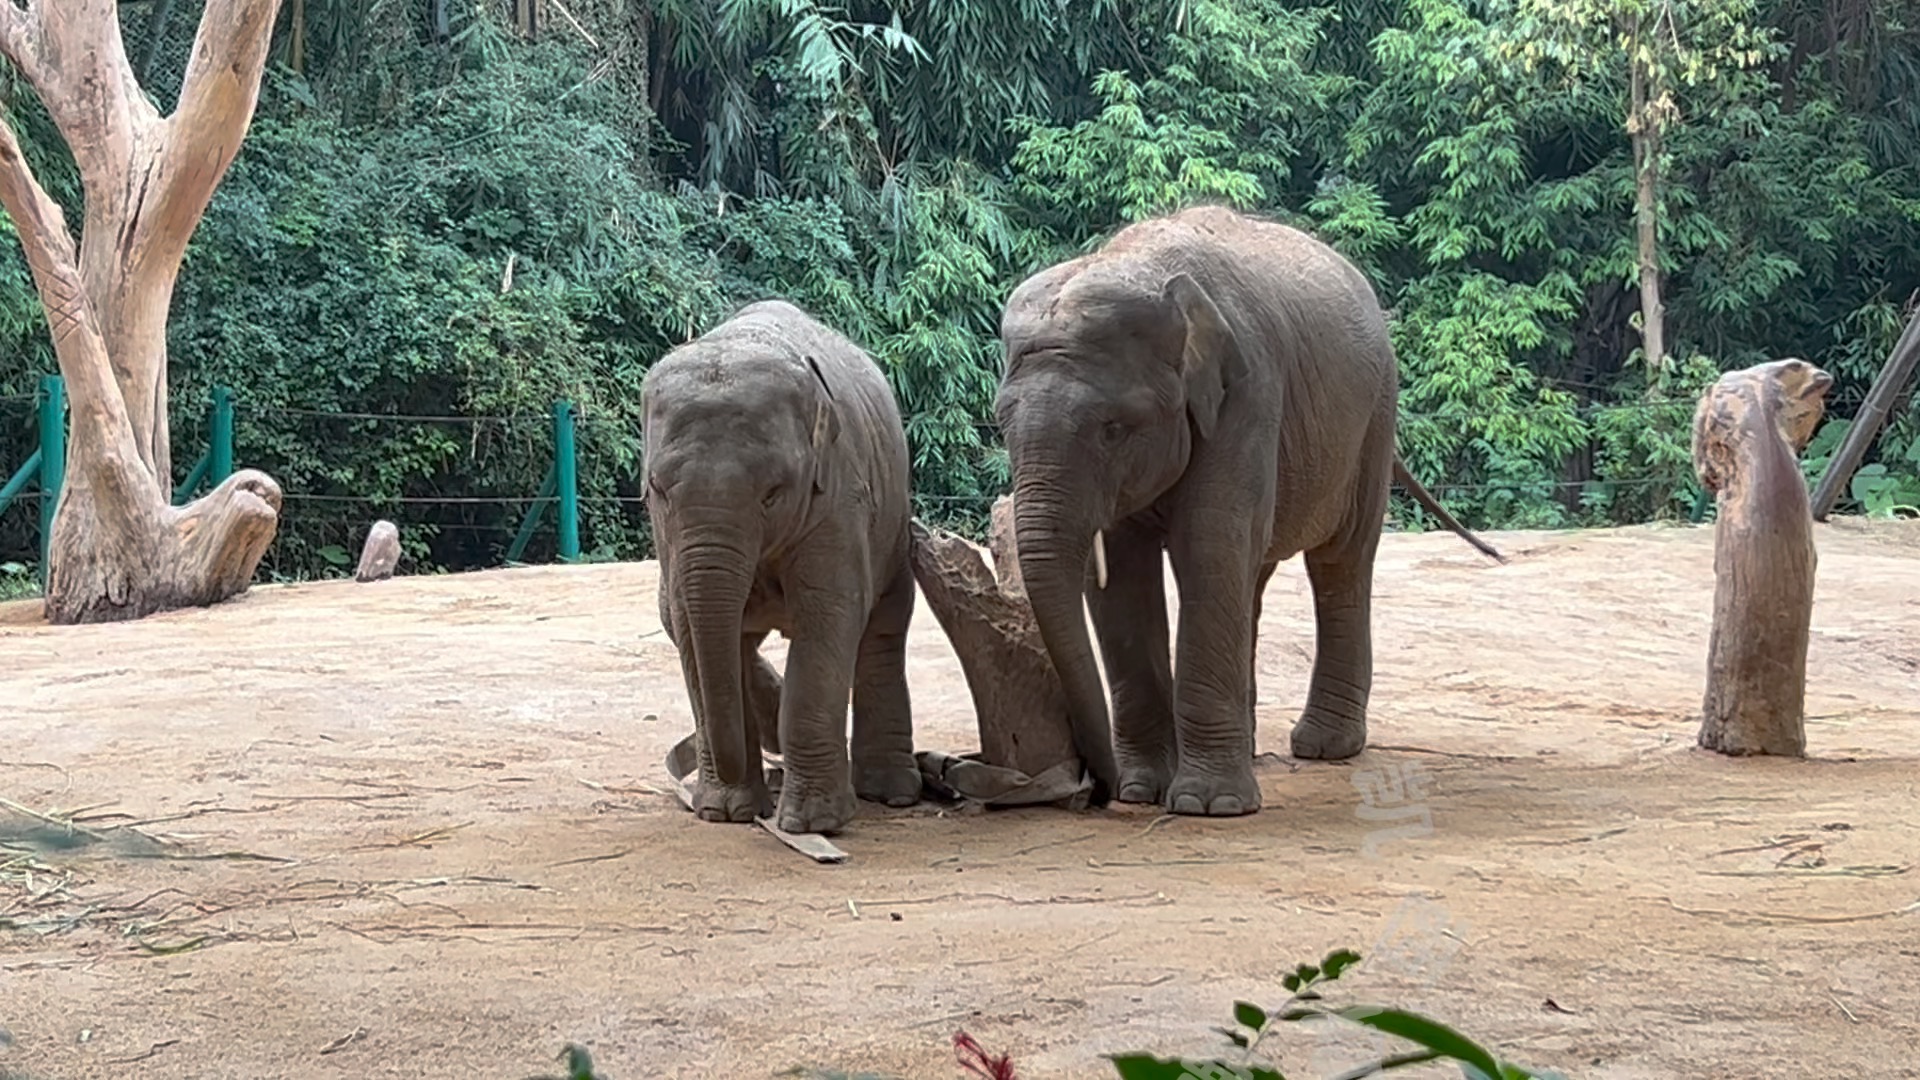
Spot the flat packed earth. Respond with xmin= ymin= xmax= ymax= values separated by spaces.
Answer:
xmin=3 ymin=520 xmax=1918 ymax=1079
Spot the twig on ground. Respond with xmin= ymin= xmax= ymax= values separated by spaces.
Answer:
xmin=1659 ymin=895 xmax=1920 ymax=925
xmin=0 ymin=796 xmax=110 ymax=840
xmin=547 ymin=849 xmax=631 ymax=867
xmin=1831 ymin=995 xmax=1860 ymax=1024
xmin=1010 ymin=833 xmax=1095 ymax=857
xmin=1368 ymin=744 xmax=1519 ymax=762
xmin=320 ymin=1027 xmax=370 ymax=1054
xmin=106 ymin=1039 xmax=180 ymax=1064
xmin=1517 ymin=826 xmax=1632 ymax=846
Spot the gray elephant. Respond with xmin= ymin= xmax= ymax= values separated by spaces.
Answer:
xmin=994 ymin=205 xmax=1500 ymax=816
xmin=641 ymin=300 xmax=921 ymax=835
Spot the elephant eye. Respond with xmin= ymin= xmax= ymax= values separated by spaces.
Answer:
xmin=1100 ymin=420 xmax=1128 ymax=446
xmin=647 ymin=474 xmax=668 ymax=503
xmin=762 ymin=483 xmax=786 ymax=508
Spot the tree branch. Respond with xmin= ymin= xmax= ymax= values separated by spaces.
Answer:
xmin=0 ymin=112 xmax=154 ymax=513
xmin=142 ymin=0 xmax=283 ymax=265
xmin=10 ymin=0 xmax=157 ymax=189
xmin=0 ymin=0 xmax=45 ymax=88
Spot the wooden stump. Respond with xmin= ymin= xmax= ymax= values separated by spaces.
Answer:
xmin=1691 ymin=357 xmax=1833 ymax=757
xmin=354 ymin=520 xmax=402 ymax=582
xmin=909 ymin=506 xmax=1076 ymax=781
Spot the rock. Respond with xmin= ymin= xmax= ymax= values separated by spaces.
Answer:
xmin=354 ymin=520 xmax=402 ymax=582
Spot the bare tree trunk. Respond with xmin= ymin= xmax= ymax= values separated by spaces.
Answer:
xmin=1690 ymin=359 xmax=1833 ymax=757
xmin=1629 ymin=48 xmax=1668 ymax=376
xmin=0 ymin=0 xmax=285 ymax=625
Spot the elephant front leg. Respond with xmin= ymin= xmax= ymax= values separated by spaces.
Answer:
xmin=1166 ymin=530 xmax=1262 ymax=817
xmin=850 ymin=561 xmax=921 ymax=808
xmin=675 ymin=636 xmax=774 ymax=824
xmin=775 ymin=595 xmax=864 ymax=835
xmin=1088 ymin=520 xmax=1177 ymax=803
xmin=661 ymin=575 xmax=772 ymax=822
xmin=1289 ymin=543 xmax=1377 ymax=761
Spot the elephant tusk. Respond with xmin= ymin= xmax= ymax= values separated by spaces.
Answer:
xmin=1093 ymin=529 xmax=1108 ymax=590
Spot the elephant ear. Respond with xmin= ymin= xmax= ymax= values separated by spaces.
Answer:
xmin=1162 ymin=273 xmax=1248 ymax=441
xmin=804 ymin=354 xmax=841 ymax=494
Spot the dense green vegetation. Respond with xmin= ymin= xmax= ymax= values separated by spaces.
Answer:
xmin=1 ymin=0 xmax=1915 ymax=578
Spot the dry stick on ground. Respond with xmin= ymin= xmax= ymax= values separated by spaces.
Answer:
xmin=0 ymin=0 xmax=285 ymax=624
xmin=1690 ymin=358 xmax=1834 ymax=757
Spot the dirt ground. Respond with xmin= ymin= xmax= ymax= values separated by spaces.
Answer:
xmin=3 ymin=519 xmax=1918 ymax=1080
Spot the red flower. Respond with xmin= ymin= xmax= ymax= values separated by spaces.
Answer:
xmin=953 ymin=1030 xmax=1017 ymax=1080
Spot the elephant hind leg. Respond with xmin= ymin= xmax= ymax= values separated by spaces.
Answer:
xmin=851 ymin=559 xmax=921 ymax=808
xmin=1249 ymin=559 xmax=1279 ymax=736
xmin=742 ymin=631 xmax=783 ymax=757
xmin=1289 ymin=532 xmax=1380 ymax=761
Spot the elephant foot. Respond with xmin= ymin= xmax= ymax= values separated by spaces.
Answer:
xmin=1115 ymin=760 xmax=1172 ymax=805
xmin=776 ymin=782 xmax=858 ymax=835
xmin=694 ymin=779 xmax=771 ymax=824
xmin=1290 ymin=712 xmax=1367 ymax=760
xmin=1164 ymin=765 xmax=1262 ymax=817
xmin=854 ymin=757 xmax=923 ymax=808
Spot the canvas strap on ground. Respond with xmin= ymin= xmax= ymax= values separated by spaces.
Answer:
xmin=663 ymin=734 xmax=849 ymax=864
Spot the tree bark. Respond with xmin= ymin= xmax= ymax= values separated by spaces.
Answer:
xmin=0 ymin=0 xmax=285 ymax=624
xmin=908 ymin=512 xmax=1077 ymax=779
xmin=1691 ymin=359 xmax=1833 ymax=757
xmin=1629 ymin=46 xmax=1668 ymax=376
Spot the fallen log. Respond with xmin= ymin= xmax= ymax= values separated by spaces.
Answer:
xmin=908 ymin=503 xmax=1090 ymax=808
xmin=1691 ymin=357 xmax=1832 ymax=757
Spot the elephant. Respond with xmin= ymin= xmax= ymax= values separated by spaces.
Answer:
xmin=640 ymin=300 xmax=921 ymax=835
xmin=993 ymin=205 xmax=1501 ymax=817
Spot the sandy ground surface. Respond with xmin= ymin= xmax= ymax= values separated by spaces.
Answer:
xmin=2 ymin=519 xmax=1919 ymax=1080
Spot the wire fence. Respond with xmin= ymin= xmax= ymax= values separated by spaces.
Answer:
xmin=2 ymin=379 xmax=1816 ymax=578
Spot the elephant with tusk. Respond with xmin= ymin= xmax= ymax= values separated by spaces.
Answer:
xmin=993 ymin=205 xmax=1502 ymax=816
xmin=641 ymin=300 xmax=921 ymax=836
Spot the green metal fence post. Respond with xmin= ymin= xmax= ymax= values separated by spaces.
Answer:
xmin=209 ymin=385 xmax=234 ymax=485
xmin=553 ymin=399 xmax=579 ymax=562
xmin=37 ymin=374 xmax=64 ymax=575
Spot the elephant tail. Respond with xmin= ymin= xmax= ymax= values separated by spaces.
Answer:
xmin=1391 ymin=455 xmax=1507 ymax=564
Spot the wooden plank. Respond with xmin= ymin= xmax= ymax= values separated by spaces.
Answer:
xmin=1809 ymin=308 xmax=1920 ymax=521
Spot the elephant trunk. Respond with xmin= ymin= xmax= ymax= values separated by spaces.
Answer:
xmin=1012 ymin=468 xmax=1120 ymax=802
xmin=675 ymin=527 xmax=758 ymax=789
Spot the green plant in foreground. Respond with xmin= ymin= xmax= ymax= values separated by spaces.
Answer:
xmin=526 ymin=1043 xmax=603 ymax=1080
xmin=1108 ymin=948 xmax=1566 ymax=1080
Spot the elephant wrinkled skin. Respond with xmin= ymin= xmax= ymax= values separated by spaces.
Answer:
xmin=641 ymin=301 xmax=920 ymax=836
xmin=994 ymin=205 xmax=1495 ymax=816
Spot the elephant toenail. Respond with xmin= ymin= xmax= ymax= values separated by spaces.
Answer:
xmin=1120 ymin=783 xmax=1158 ymax=803
xmin=1211 ymin=796 xmax=1244 ymax=815
xmin=1172 ymin=793 xmax=1206 ymax=814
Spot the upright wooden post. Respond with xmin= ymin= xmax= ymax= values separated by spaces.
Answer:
xmin=1691 ymin=358 xmax=1833 ymax=757
xmin=1808 ymin=308 xmax=1920 ymax=521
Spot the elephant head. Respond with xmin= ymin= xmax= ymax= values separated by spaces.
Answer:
xmin=992 ymin=261 xmax=1249 ymax=799
xmin=641 ymin=344 xmax=840 ymax=791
